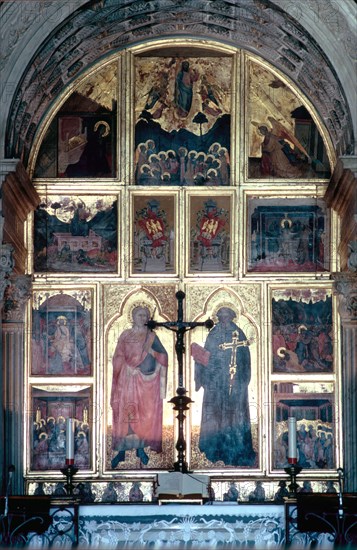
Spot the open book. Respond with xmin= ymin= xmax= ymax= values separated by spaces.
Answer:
xmin=155 ymin=472 xmax=210 ymax=498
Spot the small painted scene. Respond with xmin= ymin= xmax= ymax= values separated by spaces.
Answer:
xmin=133 ymin=195 xmax=175 ymax=274
xmin=34 ymin=63 xmax=117 ymax=178
xmin=34 ymin=195 xmax=118 ymax=273
xmin=106 ymin=291 xmax=176 ymax=471
xmin=248 ymin=198 xmax=329 ymax=272
xmin=31 ymin=290 xmax=92 ymax=376
xmin=134 ymin=55 xmax=232 ymax=185
xmin=31 ymin=386 xmax=91 ymax=471
xmin=189 ymin=291 xmax=259 ymax=469
xmin=248 ymin=61 xmax=331 ymax=179
xmin=189 ymin=196 xmax=231 ymax=273
xmin=273 ymin=382 xmax=335 ymax=470
xmin=272 ymin=289 xmax=333 ymax=374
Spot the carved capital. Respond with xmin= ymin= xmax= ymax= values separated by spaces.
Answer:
xmin=340 ymin=155 xmax=357 ymax=175
xmin=0 ymin=159 xmax=20 ymax=184
xmin=3 ymin=274 xmax=32 ymax=322
xmin=333 ymin=272 xmax=357 ymax=321
xmin=0 ymin=243 xmax=14 ymax=301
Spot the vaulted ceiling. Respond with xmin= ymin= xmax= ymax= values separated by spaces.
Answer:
xmin=1 ymin=0 xmax=356 ymax=164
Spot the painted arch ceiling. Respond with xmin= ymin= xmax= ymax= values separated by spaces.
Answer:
xmin=4 ymin=0 xmax=354 ymax=165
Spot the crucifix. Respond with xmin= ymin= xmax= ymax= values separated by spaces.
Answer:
xmin=147 ymin=290 xmax=213 ymax=473
xmin=219 ymin=331 xmax=253 ymax=395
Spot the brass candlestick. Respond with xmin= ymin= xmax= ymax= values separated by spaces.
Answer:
xmin=60 ymin=464 xmax=78 ymax=496
xmin=284 ymin=463 xmax=302 ymax=498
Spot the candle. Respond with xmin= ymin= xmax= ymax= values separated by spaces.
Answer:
xmin=36 ymin=407 xmax=41 ymax=424
xmin=66 ymin=418 xmax=75 ymax=465
xmin=288 ymin=417 xmax=297 ymax=464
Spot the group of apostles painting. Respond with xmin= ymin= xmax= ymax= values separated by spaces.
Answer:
xmin=32 ymin=403 xmax=90 ymax=471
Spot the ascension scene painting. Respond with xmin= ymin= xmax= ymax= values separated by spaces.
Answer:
xmin=273 ymin=382 xmax=335 ymax=470
xmin=248 ymin=198 xmax=329 ymax=272
xmin=34 ymin=195 xmax=118 ymax=273
xmin=34 ymin=63 xmax=117 ymax=178
xmin=132 ymin=194 xmax=176 ymax=274
xmin=189 ymin=291 xmax=259 ymax=470
xmin=31 ymin=290 xmax=92 ymax=376
xmin=134 ymin=55 xmax=232 ymax=186
xmin=31 ymin=386 xmax=91 ymax=471
xmin=247 ymin=61 xmax=331 ymax=180
xmin=271 ymin=288 xmax=333 ymax=374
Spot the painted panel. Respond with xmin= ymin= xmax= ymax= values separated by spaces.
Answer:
xmin=134 ymin=56 xmax=232 ymax=185
xmin=247 ymin=61 xmax=331 ymax=180
xmin=271 ymin=288 xmax=333 ymax=374
xmin=248 ymin=198 xmax=329 ymax=272
xmin=31 ymin=290 xmax=92 ymax=376
xmin=30 ymin=385 xmax=92 ymax=471
xmin=132 ymin=194 xmax=176 ymax=274
xmin=273 ymin=382 xmax=335 ymax=470
xmin=188 ymin=195 xmax=231 ymax=274
xmin=34 ymin=194 xmax=118 ymax=273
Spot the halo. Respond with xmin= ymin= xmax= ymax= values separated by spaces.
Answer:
xmin=56 ymin=315 xmax=67 ymax=322
xmin=140 ymin=164 xmax=151 ymax=173
xmin=209 ymin=142 xmax=220 ymax=150
xmin=298 ymin=324 xmax=308 ymax=333
xmin=280 ymin=216 xmax=293 ymax=228
xmin=129 ymin=303 xmax=153 ymax=321
xmin=39 ymin=432 xmax=48 ymax=440
xmin=57 ymin=415 xmax=65 ymax=423
xmin=148 ymin=153 xmax=159 ymax=163
xmin=47 ymin=416 xmax=55 ymax=422
xmin=277 ymin=347 xmax=287 ymax=358
xmin=212 ymin=304 xmax=238 ymax=323
xmin=94 ymin=120 xmax=110 ymax=137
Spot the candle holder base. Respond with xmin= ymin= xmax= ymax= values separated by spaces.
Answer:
xmin=60 ymin=464 xmax=78 ymax=496
xmin=284 ymin=464 xmax=302 ymax=498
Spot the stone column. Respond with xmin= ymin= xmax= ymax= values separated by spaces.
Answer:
xmin=333 ymin=273 xmax=357 ymax=492
xmin=0 ymin=160 xmax=17 ymax=493
xmin=2 ymin=275 xmax=32 ymax=494
xmin=1 ymin=159 xmax=39 ymax=493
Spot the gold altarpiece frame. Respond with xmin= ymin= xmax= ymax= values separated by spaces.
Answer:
xmin=24 ymin=39 xmax=341 ymax=500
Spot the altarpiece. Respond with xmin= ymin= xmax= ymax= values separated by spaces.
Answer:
xmin=25 ymin=42 xmax=340 ymax=503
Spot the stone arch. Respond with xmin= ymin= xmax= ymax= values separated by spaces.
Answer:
xmin=4 ymin=0 xmax=353 ymax=165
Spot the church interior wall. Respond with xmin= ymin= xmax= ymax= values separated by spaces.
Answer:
xmin=1 ymin=0 xmax=356 ymax=511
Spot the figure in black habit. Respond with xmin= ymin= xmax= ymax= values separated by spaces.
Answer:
xmin=193 ymin=307 xmax=256 ymax=466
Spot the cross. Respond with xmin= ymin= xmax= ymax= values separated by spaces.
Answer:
xmin=219 ymin=331 xmax=253 ymax=395
xmin=147 ymin=291 xmax=213 ymax=473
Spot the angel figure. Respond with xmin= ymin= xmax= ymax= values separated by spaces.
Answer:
xmin=253 ymin=117 xmax=311 ymax=178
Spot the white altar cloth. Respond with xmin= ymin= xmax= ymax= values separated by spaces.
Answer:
xmin=78 ymin=503 xmax=285 ymax=548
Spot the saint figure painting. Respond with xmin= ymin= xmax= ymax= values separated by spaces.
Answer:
xmin=192 ymin=307 xmax=256 ymax=467
xmin=110 ymin=306 xmax=168 ymax=468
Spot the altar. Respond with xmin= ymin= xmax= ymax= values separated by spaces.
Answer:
xmin=4 ymin=496 xmax=357 ymax=548
xmin=77 ymin=502 xmax=285 ymax=548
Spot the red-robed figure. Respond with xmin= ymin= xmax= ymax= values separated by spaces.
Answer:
xmin=111 ymin=306 xmax=168 ymax=468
